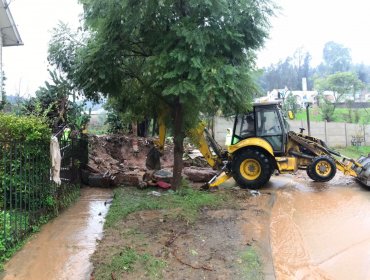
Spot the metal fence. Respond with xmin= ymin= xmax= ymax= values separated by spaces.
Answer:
xmin=59 ymin=136 xmax=88 ymax=184
xmin=0 ymin=136 xmax=88 ymax=254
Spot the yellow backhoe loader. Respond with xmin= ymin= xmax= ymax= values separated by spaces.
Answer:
xmin=148 ymin=101 xmax=370 ymax=189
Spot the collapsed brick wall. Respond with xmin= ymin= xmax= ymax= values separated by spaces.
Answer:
xmin=84 ymin=134 xmax=216 ymax=188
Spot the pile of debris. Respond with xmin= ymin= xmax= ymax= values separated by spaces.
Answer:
xmin=83 ymin=134 xmax=216 ymax=188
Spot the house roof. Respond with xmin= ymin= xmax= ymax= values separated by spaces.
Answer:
xmin=0 ymin=0 xmax=22 ymax=46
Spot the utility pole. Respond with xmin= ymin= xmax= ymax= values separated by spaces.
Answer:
xmin=306 ymin=102 xmax=312 ymax=136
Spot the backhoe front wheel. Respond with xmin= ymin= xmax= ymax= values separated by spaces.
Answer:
xmin=307 ymin=155 xmax=336 ymax=182
xmin=232 ymin=149 xmax=272 ymax=189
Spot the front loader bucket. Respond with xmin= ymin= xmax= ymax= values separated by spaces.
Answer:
xmin=353 ymin=156 xmax=370 ymax=187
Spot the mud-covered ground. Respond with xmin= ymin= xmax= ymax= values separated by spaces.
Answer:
xmin=269 ymin=172 xmax=370 ymax=280
xmin=91 ymin=171 xmax=370 ymax=280
xmin=3 ymin=171 xmax=370 ymax=280
xmin=90 ymin=186 xmax=274 ymax=280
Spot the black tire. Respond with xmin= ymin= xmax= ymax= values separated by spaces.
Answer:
xmin=306 ymin=166 xmax=315 ymax=180
xmin=307 ymin=155 xmax=336 ymax=182
xmin=232 ymin=149 xmax=273 ymax=189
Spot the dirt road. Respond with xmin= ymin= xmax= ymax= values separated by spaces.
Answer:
xmin=268 ymin=174 xmax=370 ymax=280
xmin=0 ymin=187 xmax=112 ymax=280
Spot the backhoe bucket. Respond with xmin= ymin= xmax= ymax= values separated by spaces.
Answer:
xmin=353 ymin=155 xmax=370 ymax=187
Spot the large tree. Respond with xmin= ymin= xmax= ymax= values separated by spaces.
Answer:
xmin=314 ymin=72 xmax=364 ymax=121
xmin=322 ymin=41 xmax=352 ymax=74
xmin=259 ymin=48 xmax=313 ymax=92
xmin=22 ymin=70 xmax=89 ymax=133
xmin=50 ymin=0 xmax=275 ymax=189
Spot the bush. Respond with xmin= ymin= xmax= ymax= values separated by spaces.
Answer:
xmin=0 ymin=113 xmax=51 ymax=142
xmin=0 ymin=211 xmax=13 ymax=267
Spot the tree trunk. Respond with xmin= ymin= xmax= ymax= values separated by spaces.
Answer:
xmin=172 ymin=98 xmax=184 ymax=190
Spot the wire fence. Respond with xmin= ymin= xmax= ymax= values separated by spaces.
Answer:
xmin=0 ymin=136 xmax=88 ymax=255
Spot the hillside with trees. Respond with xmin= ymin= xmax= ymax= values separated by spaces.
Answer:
xmin=259 ymin=41 xmax=370 ymax=123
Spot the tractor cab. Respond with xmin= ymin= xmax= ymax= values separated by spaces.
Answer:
xmin=232 ymin=102 xmax=290 ymax=156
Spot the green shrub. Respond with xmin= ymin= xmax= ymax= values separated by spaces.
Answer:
xmin=0 ymin=113 xmax=51 ymax=143
xmin=0 ymin=211 xmax=12 ymax=263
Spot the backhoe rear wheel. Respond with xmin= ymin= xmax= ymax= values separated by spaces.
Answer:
xmin=232 ymin=149 xmax=273 ymax=189
xmin=307 ymin=155 xmax=336 ymax=182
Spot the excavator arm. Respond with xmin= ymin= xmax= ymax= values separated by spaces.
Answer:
xmin=148 ymin=117 xmax=231 ymax=188
xmin=187 ymin=122 xmax=223 ymax=169
xmin=288 ymin=131 xmax=366 ymax=181
xmin=152 ymin=111 xmax=167 ymax=154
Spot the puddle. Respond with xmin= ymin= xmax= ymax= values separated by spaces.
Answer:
xmin=1 ymin=187 xmax=113 ymax=280
xmin=269 ymin=175 xmax=370 ymax=280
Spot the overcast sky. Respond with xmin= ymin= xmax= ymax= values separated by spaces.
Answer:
xmin=3 ymin=0 xmax=82 ymax=97
xmin=3 ymin=0 xmax=370 ymax=96
xmin=257 ymin=0 xmax=370 ymax=67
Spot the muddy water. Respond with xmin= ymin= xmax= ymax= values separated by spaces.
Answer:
xmin=1 ymin=187 xmax=112 ymax=280
xmin=269 ymin=174 xmax=370 ymax=280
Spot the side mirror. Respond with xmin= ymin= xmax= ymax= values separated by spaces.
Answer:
xmin=288 ymin=111 xmax=295 ymax=120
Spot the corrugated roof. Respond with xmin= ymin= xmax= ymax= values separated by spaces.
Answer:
xmin=0 ymin=0 xmax=22 ymax=46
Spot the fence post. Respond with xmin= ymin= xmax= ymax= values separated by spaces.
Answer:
xmin=345 ymin=123 xmax=348 ymax=147
xmin=363 ymin=124 xmax=366 ymax=146
xmin=324 ymin=121 xmax=328 ymax=144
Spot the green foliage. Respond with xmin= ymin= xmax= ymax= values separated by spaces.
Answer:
xmin=0 ymin=113 xmax=81 ymax=270
xmin=322 ymin=41 xmax=352 ymax=74
xmin=48 ymin=22 xmax=86 ymax=76
xmin=104 ymin=103 xmax=127 ymax=134
xmin=22 ymin=70 xmax=90 ymax=133
xmin=50 ymin=0 xmax=275 ymax=188
xmin=56 ymin=184 xmax=80 ymax=211
xmin=315 ymin=72 xmax=364 ymax=102
xmin=260 ymin=48 xmax=313 ymax=91
xmin=283 ymin=92 xmax=300 ymax=114
xmin=0 ymin=114 xmax=51 ymax=142
xmin=0 ymin=98 xmax=5 ymax=111
xmin=317 ymin=94 xmax=336 ymax=122
xmin=51 ymin=0 xmax=276 ymax=126
xmin=343 ymin=101 xmax=360 ymax=123
xmin=0 ymin=211 xmax=12 ymax=263
xmin=258 ymin=41 xmax=370 ymax=101
xmin=314 ymin=72 xmax=365 ymax=122
xmin=105 ymin=112 xmax=125 ymax=134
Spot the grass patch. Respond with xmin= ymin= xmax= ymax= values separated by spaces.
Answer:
xmin=295 ymin=107 xmax=370 ymax=124
xmin=239 ymin=246 xmax=263 ymax=280
xmin=103 ymin=247 xmax=167 ymax=280
xmin=93 ymin=186 xmax=264 ymax=280
xmin=105 ymin=185 xmax=232 ymax=228
xmin=111 ymin=247 xmax=138 ymax=272
xmin=335 ymin=146 xmax=370 ymax=159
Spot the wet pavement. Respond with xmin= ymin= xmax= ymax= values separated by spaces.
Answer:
xmin=268 ymin=174 xmax=370 ymax=280
xmin=0 ymin=187 xmax=112 ymax=280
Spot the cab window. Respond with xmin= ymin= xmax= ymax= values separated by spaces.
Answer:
xmin=233 ymin=113 xmax=255 ymax=144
